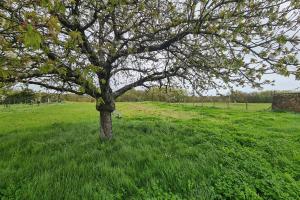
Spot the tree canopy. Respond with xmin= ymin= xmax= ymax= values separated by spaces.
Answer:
xmin=1 ymin=0 xmax=299 ymax=138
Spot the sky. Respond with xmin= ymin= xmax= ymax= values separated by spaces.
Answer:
xmin=206 ymin=74 xmax=300 ymax=96
xmin=246 ymin=74 xmax=300 ymax=92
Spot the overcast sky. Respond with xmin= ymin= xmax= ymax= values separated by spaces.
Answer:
xmin=205 ymin=74 xmax=300 ymax=96
xmin=248 ymin=74 xmax=300 ymax=91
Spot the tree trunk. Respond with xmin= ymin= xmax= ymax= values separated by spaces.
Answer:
xmin=99 ymin=110 xmax=113 ymax=140
xmin=96 ymin=98 xmax=115 ymax=140
xmin=96 ymin=84 xmax=115 ymax=140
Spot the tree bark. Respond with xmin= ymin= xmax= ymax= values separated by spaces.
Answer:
xmin=96 ymin=98 xmax=115 ymax=140
xmin=99 ymin=110 xmax=113 ymax=140
xmin=96 ymin=85 xmax=115 ymax=140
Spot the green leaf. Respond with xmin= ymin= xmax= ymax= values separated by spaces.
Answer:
xmin=23 ymin=24 xmax=42 ymax=50
xmin=57 ymin=68 xmax=67 ymax=76
xmin=0 ymin=70 xmax=9 ymax=78
xmin=79 ymin=86 xmax=86 ymax=93
xmin=100 ymin=79 xmax=106 ymax=84
xmin=276 ymin=35 xmax=287 ymax=45
xmin=40 ymin=0 xmax=51 ymax=8
xmin=47 ymin=16 xmax=61 ymax=39
xmin=296 ymin=68 xmax=300 ymax=80
xmin=66 ymin=31 xmax=83 ymax=49
xmin=40 ymin=63 xmax=54 ymax=73
xmin=96 ymin=97 xmax=105 ymax=106
xmin=53 ymin=1 xmax=66 ymax=13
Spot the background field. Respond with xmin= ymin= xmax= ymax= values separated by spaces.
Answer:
xmin=0 ymin=102 xmax=300 ymax=199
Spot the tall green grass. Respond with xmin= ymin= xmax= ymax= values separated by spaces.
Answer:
xmin=0 ymin=102 xmax=300 ymax=199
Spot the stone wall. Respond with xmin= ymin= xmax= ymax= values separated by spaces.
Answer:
xmin=272 ymin=93 xmax=300 ymax=112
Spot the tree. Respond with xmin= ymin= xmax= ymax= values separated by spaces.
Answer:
xmin=0 ymin=0 xmax=299 ymax=139
xmin=4 ymin=88 xmax=36 ymax=104
xmin=0 ymin=82 xmax=13 ymax=101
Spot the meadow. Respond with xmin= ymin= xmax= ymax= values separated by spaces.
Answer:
xmin=0 ymin=102 xmax=300 ymax=199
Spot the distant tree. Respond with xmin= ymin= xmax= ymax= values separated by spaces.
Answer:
xmin=116 ymin=89 xmax=145 ymax=102
xmin=231 ymin=90 xmax=280 ymax=103
xmin=0 ymin=1 xmax=299 ymax=139
xmin=231 ymin=90 xmax=248 ymax=103
xmin=0 ymin=82 xmax=12 ymax=102
xmin=4 ymin=88 xmax=36 ymax=104
xmin=117 ymin=87 xmax=188 ymax=102
xmin=143 ymin=87 xmax=187 ymax=102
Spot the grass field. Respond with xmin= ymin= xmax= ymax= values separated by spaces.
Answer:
xmin=0 ymin=102 xmax=300 ymax=199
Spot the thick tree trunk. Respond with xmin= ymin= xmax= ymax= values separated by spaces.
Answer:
xmin=96 ymin=84 xmax=115 ymax=140
xmin=96 ymin=97 xmax=115 ymax=140
xmin=99 ymin=110 xmax=113 ymax=139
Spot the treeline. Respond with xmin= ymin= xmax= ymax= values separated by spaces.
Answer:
xmin=0 ymin=88 xmax=94 ymax=105
xmin=117 ymin=88 xmax=294 ymax=103
xmin=230 ymin=90 xmax=276 ymax=103
xmin=0 ymin=87 xmax=296 ymax=105
xmin=116 ymin=87 xmax=188 ymax=102
xmin=1 ymin=88 xmax=36 ymax=104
